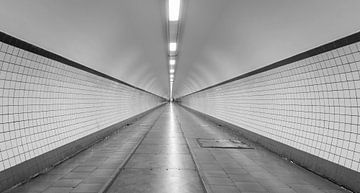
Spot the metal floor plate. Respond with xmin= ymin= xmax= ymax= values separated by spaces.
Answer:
xmin=197 ymin=138 xmax=253 ymax=149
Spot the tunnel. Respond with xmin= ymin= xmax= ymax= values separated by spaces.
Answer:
xmin=0 ymin=1 xmax=360 ymax=193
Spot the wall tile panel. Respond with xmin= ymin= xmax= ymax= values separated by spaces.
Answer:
xmin=0 ymin=41 xmax=163 ymax=172
xmin=180 ymin=41 xmax=360 ymax=172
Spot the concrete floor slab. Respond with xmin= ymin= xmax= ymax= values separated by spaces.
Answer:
xmin=5 ymin=107 xmax=164 ymax=193
xmin=175 ymin=104 xmax=351 ymax=193
xmin=5 ymin=104 xmax=352 ymax=193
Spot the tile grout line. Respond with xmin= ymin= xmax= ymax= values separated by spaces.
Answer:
xmin=174 ymin=105 xmax=212 ymax=193
xmin=97 ymin=107 xmax=165 ymax=193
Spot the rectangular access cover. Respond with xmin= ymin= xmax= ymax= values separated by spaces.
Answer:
xmin=197 ymin=138 xmax=253 ymax=149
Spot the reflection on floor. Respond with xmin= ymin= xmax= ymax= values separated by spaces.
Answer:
xmin=106 ymin=103 xmax=203 ymax=193
xmin=7 ymin=104 xmax=350 ymax=193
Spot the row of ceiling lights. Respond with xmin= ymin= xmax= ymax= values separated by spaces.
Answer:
xmin=168 ymin=0 xmax=181 ymax=98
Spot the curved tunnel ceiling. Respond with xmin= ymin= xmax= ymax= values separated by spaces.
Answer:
xmin=1 ymin=1 xmax=360 ymax=99
xmin=0 ymin=0 xmax=169 ymax=98
xmin=174 ymin=0 xmax=360 ymax=98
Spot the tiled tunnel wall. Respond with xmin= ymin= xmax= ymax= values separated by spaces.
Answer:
xmin=0 ymin=34 xmax=164 ymax=176
xmin=179 ymin=33 xmax=360 ymax=191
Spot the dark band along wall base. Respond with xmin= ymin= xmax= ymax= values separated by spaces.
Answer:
xmin=179 ymin=31 xmax=360 ymax=193
xmin=0 ymin=31 xmax=165 ymax=191
xmin=0 ymin=105 xmax=163 ymax=192
xmin=183 ymin=106 xmax=360 ymax=193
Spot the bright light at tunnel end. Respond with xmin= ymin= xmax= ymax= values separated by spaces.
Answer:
xmin=169 ymin=0 xmax=181 ymax=21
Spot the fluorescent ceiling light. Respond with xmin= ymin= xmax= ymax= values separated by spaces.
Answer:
xmin=169 ymin=0 xmax=180 ymax=21
xmin=169 ymin=42 xmax=177 ymax=52
xmin=169 ymin=59 xmax=176 ymax=65
xmin=170 ymin=69 xmax=175 ymax=73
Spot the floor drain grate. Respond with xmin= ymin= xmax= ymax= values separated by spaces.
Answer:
xmin=196 ymin=138 xmax=253 ymax=149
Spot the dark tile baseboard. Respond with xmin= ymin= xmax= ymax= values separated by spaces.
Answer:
xmin=181 ymin=105 xmax=360 ymax=193
xmin=0 ymin=104 xmax=165 ymax=192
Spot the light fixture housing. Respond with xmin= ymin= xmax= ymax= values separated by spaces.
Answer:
xmin=169 ymin=59 xmax=176 ymax=65
xmin=169 ymin=0 xmax=181 ymax=21
xmin=169 ymin=42 xmax=177 ymax=52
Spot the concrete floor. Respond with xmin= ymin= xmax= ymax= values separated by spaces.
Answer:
xmin=6 ymin=104 xmax=350 ymax=193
